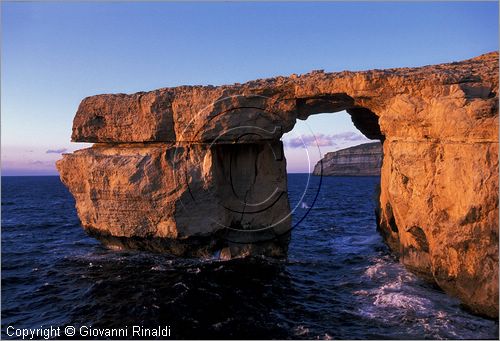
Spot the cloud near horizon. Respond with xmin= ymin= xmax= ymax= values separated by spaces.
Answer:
xmin=283 ymin=132 xmax=368 ymax=149
xmin=46 ymin=148 xmax=68 ymax=154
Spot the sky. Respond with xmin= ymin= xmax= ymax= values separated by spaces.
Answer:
xmin=2 ymin=2 xmax=498 ymax=175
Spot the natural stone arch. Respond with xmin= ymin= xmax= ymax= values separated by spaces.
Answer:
xmin=58 ymin=52 xmax=498 ymax=317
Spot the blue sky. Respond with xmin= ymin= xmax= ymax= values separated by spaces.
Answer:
xmin=2 ymin=2 xmax=498 ymax=174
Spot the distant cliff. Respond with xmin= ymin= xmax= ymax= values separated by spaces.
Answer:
xmin=313 ymin=142 xmax=382 ymax=176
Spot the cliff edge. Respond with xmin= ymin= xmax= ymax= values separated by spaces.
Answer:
xmin=313 ymin=142 xmax=382 ymax=176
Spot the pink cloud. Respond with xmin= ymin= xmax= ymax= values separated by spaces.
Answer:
xmin=283 ymin=132 xmax=368 ymax=149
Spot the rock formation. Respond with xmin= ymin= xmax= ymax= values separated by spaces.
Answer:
xmin=58 ymin=52 xmax=498 ymax=317
xmin=313 ymin=142 xmax=382 ymax=176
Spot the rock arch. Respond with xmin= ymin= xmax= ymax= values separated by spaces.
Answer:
xmin=58 ymin=52 xmax=498 ymax=317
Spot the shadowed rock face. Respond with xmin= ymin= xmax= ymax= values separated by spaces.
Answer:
xmin=313 ymin=142 xmax=382 ymax=176
xmin=58 ymin=142 xmax=291 ymax=259
xmin=58 ymin=52 xmax=498 ymax=317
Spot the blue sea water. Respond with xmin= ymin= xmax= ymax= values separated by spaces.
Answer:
xmin=1 ymin=175 xmax=498 ymax=339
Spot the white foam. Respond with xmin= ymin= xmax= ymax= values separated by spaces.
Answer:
xmin=187 ymin=267 xmax=201 ymax=274
xmin=173 ymin=282 xmax=189 ymax=290
xmin=294 ymin=325 xmax=309 ymax=336
xmin=373 ymin=291 xmax=431 ymax=310
xmin=364 ymin=261 xmax=387 ymax=279
xmin=151 ymin=265 xmax=167 ymax=271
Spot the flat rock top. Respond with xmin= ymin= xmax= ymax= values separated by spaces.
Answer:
xmin=72 ymin=52 xmax=498 ymax=143
xmin=321 ymin=142 xmax=382 ymax=159
xmin=122 ymin=51 xmax=498 ymax=92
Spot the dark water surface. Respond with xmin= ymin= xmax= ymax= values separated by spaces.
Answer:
xmin=2 ymin=175 xmax=498 ymax=339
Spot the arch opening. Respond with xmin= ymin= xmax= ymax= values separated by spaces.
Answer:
xmin=282 ymin=108 xmax=384 ymax=175
xmin=294 ymin=94 xmax=385 ymax=142
xmin=280 ymin=107 xmax=385 ymax=253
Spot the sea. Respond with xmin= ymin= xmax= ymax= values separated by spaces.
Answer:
xmin=1 ymin=175 xmax=498 ymax=339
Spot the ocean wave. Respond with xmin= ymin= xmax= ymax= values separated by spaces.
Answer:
xmin=2 ymin=175 xmax=497 ymax=340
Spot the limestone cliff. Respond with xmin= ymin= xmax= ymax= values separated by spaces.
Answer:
xmin=313 ymin=142 xmax=382 ymax=176
xmin=58 ymin=52 xmax=498 ymax=317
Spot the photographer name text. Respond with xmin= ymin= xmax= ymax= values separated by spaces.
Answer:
xmin=6 ymin=325 xmax=171 ymax=339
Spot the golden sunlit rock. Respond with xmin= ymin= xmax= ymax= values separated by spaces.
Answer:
xmin=58 ymin=52 xmax=498 ymax=317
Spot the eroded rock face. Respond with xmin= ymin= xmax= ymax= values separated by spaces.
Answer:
xmin=313 ymin=142 xmax=382 ymax=176
xmin=58 ymin=52 xmax=498 ymax=317
xmin=58 ymin=142 xmax=291 ymax=258
xmin=378 ymin=141 xmax=498 ymax=317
